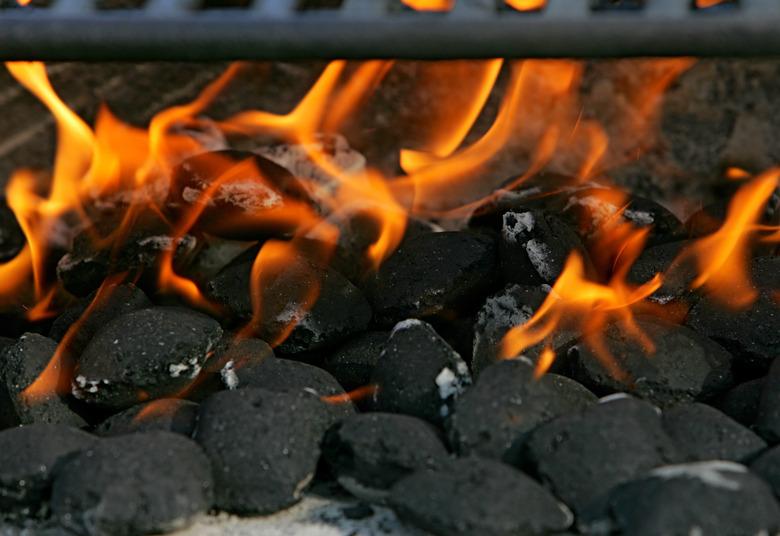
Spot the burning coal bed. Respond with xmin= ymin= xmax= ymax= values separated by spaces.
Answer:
xmin=0 ymin=59 xmax=779 ymax=536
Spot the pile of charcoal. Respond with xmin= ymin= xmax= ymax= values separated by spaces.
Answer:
xmin=0 ymin=149 xmax=779 ymax=536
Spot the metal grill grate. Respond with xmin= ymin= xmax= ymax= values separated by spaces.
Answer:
xmin=0 ymin=0 xmax=778 ymax=60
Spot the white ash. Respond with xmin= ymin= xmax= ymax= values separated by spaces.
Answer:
xmin=501 ymin=211 xmax=535 ymax=243
xmin=169 ymin=357 xmax=203 ymax=379
xmin=564 ymin=195 xmax=618 ymax=233
xmin=72 ymin=376 xmax=110 ymax=398
xmin=598 ymin=392 xmax=632 ymax=404
xmin=390 ymin=318 xmax=425 ymax=335
xmin=525 ymin=239 xmax=556 ymax=281
xmin=170 ymin=494 xmax=415 ymax=536
xmin=623 ymin=208 xmax=655 ymax=226
xmin=650 ymin=461 xmax=747 ymax=491
xmin=515 ymin=355 xmax=535 ymax=367
xmin=276 ymin=302 xmax=306 ymax=325
xmin=221 ymin=360 xmax=239 ymax=390
xmin=183 ymin=180 xmax=283 ymax=211
xmin=137 ymin=235 xmax=197 ymax=252
xmin=256 ymin=134 xmax=366 ymax=203
xmin=473 ymin=286 xmax=535 ymax=359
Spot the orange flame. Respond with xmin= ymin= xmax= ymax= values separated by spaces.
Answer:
xmin=501 ymin=226 xmax=660 ymax=378
xmin=533 ymin=347 xmax=555 ymax=379
xmin=505 ymin=0 xmax=546 ymax=11
xmin=401 ymin=0 xmax=454 ymax=11
xmin=681 ymin=170 xmax=780 ymax=308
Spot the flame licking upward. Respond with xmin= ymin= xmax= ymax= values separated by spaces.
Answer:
xmin=3 ymin=56 xmax=773 ymax=406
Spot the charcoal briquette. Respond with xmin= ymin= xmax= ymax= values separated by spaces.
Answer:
xmin=94 ymin=398 xmax=199 ymax=437
xmin=627 ymin=240 xmax=697 ymax=304
xmin=713 ymin=377 xmax=765 ymax=426
xmin=51 ymin=431 xmax=213 ymax=536
xmin=0 ymin=424 xmax=97 ymax=521
xmin=322 ymin=412 xmax=448 ymax=501
xmin=499 ymin=209 xmax=588 ymax=286
xmin=471 ymin=284 xmax=577 ymax=375
xmin=524 ymin=395 xmax=681 ymax=513
xmin=584 ymin=461 xmax=780 ymax=536
xmin=207 ymin=254 xmax=372 ymax=353
xmin=370 ymin=319 xmax=471 ymax=425
xmin=750 ymin=445 xmax=780 ymax=498
xmin=560 ymin=188 xmax=685 ymax=246
xmin=367 ymin=231 xmax=498 ymax=325
xmin=56 ymin=211 xmax=198 ymax=297
xmin=48 ymin=283 xmax=151 ymax=357
xmin=323 ymin=331 xmax=387 ymax=392
xmin=388 ymin=457 xmax=573 ymax=536
xmin=448 ymin=359 xmax=596 ymax=463
xmin=72 ymin=307 xmax=223 ymax=409
xmin=167 ymin=150 xmax=310 ymax=239
xmin=190 ymin=336 xmax=275 ymax=401
xmin=0 ymin=202 xmax=24 ymax=263
xmin=0 ymin=333 xmax=87 ymax=429
xmin=662 ymin=402 xmax=766 ymax=463
xmin=755 ymin=358 xmax=780 ymax=443
xmin=193 ymin=388 xmax=333 ymax=514
xmin=228 ymin=357 xmax=354 ymax=418
xmin=686 ymin=258 xmax=780 ymax=371
xmin=569 ymin=317 xmax=734 ymax=407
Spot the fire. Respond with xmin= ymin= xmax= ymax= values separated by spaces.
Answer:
xmin=501 ymin=228 xmax=660 ymax=377
xmin=694 ymin=0 xmax=730 ymax=8
xmin=401 ymin=0 xmax=454 ymax=11
xmin=505 ymin=0 xmax=546 ymax=11
xmin=680 ymin=170 xmax=780 ymax=308
xmin=3 ymin=54 xmax=774 ymax=401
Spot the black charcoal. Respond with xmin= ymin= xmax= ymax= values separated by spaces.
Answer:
xmin=370 ymin=319 xmax=471 ymax=425
xmin=448 ymin=359 xmax=596 ymax=463
xmin=751 ymin=445 xmax=780 ymax=498
xmin=499 ymin=209 xmax=587 ymax=286
xmin=57 ymin=213 xmax=198 ymax=297
xmin=194 ymin=388 xmax=332 ymax=514
xmin=48 ymin=283 xmax=151 ymax=356
xmin=560 ymin=188 xmax=685 ymax=246
xmin=585 ymin=461 xmax=780 ymax=536
xmin=569 ymin=318 xmax=733 ymax=406
xmin=167 ymin=150 xmax=309 ymax=239
xmin=207 ymin=254 xmax=372 ymax=353
xmin=323 ymin=413 xmax=448 ymax=500
xmin=72 ymin=307 xmax=222 ymax=409
xmin=0 ymin=333 xmax=87 ymax=429
xmin=192 ymin=336 xmax=275 ymax=400
xmin=0 ymin=202 xmax=24 ymax=263
xmin=388 ymin=457 xmax=573 ymax=536
xmin=663 ymin=402 xmax=766 ymax=462
xmin=0 ymin=424 xmax=96 ymax=520
xmin=229 ymin=357 xmax=354 ymax=418
xmin=687 ymin=258 xmax=780 ymax=371
xmin=627 ymin=240 xmax=697 ymax=304
xmin=323 ymin=331 xmax=387 ymax=391
xmin=524 ymin=395 xmax=680 ymax=513
xmin=755 ymin=358 xmax=780 ymax=443
xmin=471 ymin=284 xmax=577 ymax=375
xmin=51 ymin=431 xmax=213 ymax=536
xmin=94 ymin=398 xmax=199 ymax=437
xmin=714 ymin=377 xmax=765 ymax=426
xmin=367 ymin=231 xmax=497 ymax=325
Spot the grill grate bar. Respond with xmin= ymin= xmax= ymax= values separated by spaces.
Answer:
xmin=1 ymin=0 xmax=779 ymax=60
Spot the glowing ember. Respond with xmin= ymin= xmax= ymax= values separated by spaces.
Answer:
xmin=505 ymin=0 xmax=546 ymax=11
xmin=401 ymin=0 xmax=454 ymax=11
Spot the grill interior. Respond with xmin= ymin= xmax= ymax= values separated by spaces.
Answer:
xmin=0 ymin=0 xmax=777 ymax=60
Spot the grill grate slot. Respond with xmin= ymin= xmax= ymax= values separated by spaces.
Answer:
xmin=0 ymin=0 xmax=778 ymax=59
